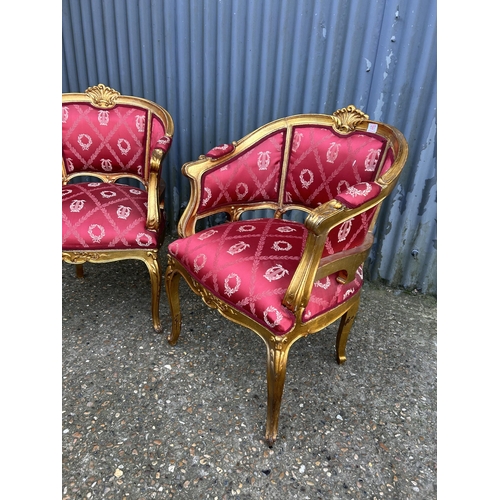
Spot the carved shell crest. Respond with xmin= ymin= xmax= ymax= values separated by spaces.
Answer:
xmin=85 ymin=84 xmax=121 ymax=109
xmin=332 ymin=105 xmax=369 ymax=134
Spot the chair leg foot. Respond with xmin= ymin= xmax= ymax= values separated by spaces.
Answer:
xmin=265 ymin=339 xmax=290 ymax=445
xmin=336 ymin=296 xmax=360 ymax=364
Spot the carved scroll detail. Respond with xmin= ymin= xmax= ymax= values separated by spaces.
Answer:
xmin=62 ymin=251 xmax=104 ymax=263
xmin=191 ymin=280 xmax=238 ymax=317
xmin=85 ymin=84 xmax=121 ymax=109
xmin=332 ymin=105 xmax=369 ymax=134
xmin=305 ymin=199 xmax=344 ymax=234
xmin=269 ymin=336 xmax=289 ymax=379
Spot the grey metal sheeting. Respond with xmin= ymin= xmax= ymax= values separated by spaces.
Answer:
xmin=62 ymin=0 xmax=437 ymax=294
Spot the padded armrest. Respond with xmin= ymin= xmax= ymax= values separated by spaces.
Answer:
xmin=153 ymin=135 xmax=173 ymax=154
xmin=334 ymin=181 xmax=381 ymax=208
xmin=205 ymin=143 xmax=235 ymax=159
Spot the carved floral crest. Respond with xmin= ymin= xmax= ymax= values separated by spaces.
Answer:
xmin=332 ymin=105 xmax=369 ymax=134
xmin=85 ymin=84 xmax=121 ymax=109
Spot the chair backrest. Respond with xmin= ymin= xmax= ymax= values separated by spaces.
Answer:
xmin=62 ymin=84 xmax=174 ymax=186
xmin=180 ymin=106 xmax=406 ymax=257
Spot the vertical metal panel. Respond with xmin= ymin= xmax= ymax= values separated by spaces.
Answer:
xmin=62 ymin=0 xmax=437 ymax=294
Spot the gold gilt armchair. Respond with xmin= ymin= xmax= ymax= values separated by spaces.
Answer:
xmin=62 ymin=84 xmax=174 ymax=332
xmin=165 ymin=106 xmax=408 ymax=444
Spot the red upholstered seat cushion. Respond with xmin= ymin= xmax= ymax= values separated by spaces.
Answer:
xmin=62 ymin=183 xmax=164 ymax=250
xmin=168 ymin=219 xmax=363 ymax=335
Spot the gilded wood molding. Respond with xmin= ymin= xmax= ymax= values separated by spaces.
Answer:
xmin=269 ymin=342 xmax=288 ymax=380
xmin=163 ymin=106 xmax=409 ymax=443
xmin=305 ymin=200 xmax=345 ymax=235
xmin=85 ymin=84 xmax=121 ymax=109
xmin=332 ymin=105 xmax=369 ymax=134
xmin=62 ymin=251 xmax=106 ymax=263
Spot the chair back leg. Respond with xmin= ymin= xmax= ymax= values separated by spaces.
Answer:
xmin=165 ymin=260 xmax=183 ymax=345
xmin=75 ymin=263 xmax=84 ymax=278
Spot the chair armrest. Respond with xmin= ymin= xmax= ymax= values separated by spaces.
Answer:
xmin=334 ymin=181 xmax=381 ymax=208
xmin=153 ymin=135 xmax=173 ymax=155
xmin=305 ymin=181 xmax=383 ymax=236
xmin=203 ymin=143 xmax=235 ymax=160
xmin=146 ymin=135 xmax=172 ymax=231
xmin=285 ymin=183 xmax=382 ymax=311
xmin=282 ymin=232 xmax=374 ymax=313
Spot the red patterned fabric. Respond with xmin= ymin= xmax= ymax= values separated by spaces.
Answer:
xmin=197 ymin=131 xmax=286 ymax=213
xmin=285 ymin=126 xmax=386 ymax=206
xmin=62 ymin=183 xmax=164 ymax=250
xmin=168 ymin=219 xmax=363 ymax=335
xmin=151 ymin=116 xmax=168 ymax=153
xmin=322 ymin=206 xmax=378 ymax=258
xmin=153 ymin=134 xmax=172 ymax=153
xmin=380 ymin=149 xmax=394 ymax=176
xmin=62 ymin=103 xmax=166 ymax=179
xmin=335 ymin=181 xmax=381 ymax=208
xmin=205 ymin=143 xmax=235 ymax=159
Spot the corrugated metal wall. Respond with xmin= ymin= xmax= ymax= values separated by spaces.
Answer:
xmin=62 ymin=0 xmax=437 ymax=294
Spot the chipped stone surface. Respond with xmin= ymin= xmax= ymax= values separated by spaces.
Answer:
xmin=62 ymin=241 xmax=436 ymax=499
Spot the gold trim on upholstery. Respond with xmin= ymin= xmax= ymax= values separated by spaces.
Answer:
xmin=62 ymin=84 xmax=174 ymax=332
xmin=165 ymin=106 xmax=408 ymax=443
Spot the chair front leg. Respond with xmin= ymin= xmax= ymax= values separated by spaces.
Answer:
xmin=265 ymin=337 xmax=291 ymax=445
xmin=165 ymin=256 xmax=182 ymax=345
xmin=335 ymin=294 xmax=360 ymax=364
xmin=144 ymin=251 xmax=162 ymax=333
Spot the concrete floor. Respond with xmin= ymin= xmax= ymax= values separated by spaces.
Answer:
xmin=62 ymin=240 xmax=437 ymax=500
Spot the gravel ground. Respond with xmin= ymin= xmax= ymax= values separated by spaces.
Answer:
xmin=62 ymin=240 xmax=437 ymax=500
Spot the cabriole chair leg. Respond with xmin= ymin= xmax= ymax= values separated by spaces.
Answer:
xmin=144 ymin=252 xmax=162 ymax=333
xmin=165 ymin=265 xmax=182 ymax=345
xmin=265 ymin=340 xmax=291 ymax=445
xmin=335 ymin=295 xmax=360 ymax=364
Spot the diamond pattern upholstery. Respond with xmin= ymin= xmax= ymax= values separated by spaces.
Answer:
xmin=285 ymin=126 xmax=386 ymax=206
xmin=62 ymin=183 xmax=164 ymax=250
xmin=198 ymin=131 xmax=286 ymax=213
xmin=165 ymin=106 xmax=408 ymax=443
xmin=62 ymin=103 xmax=169 ymax=177
xmin=62 ymin=84 xmax=174 ymax=332
xmin=169 ymin=218 xmax=363 ymax=335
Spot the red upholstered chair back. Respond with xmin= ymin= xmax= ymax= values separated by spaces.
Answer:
xmin=186 ymin=116 xmax=397 ymax=258
xmin=285 ymin=125 xmax=388 ymax=205
xmin=285 ymin=125 xmax=395 ymax=256
xmin=197 ymin=130 xmax=286 ymax=214
xmin=62 ymin=91 xmax=170 ymax=185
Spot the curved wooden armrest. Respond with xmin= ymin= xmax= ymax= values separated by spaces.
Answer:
xmin=146 ymin=148 xmax=166 ymax=231
xmin=305 ymin=200 xmax=346 ymax=235
xmin=283 ymin=232 xmax=374 ymax=313
xmin=304 ymin=183 xmax=386 ymax=237
xmin=315 ymin=232 xmax=374 ymax=283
